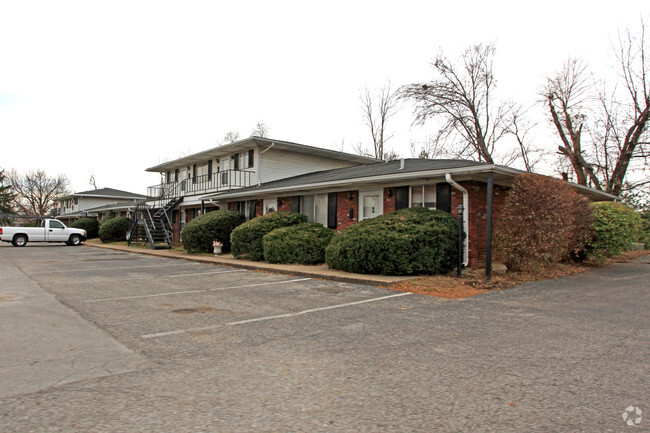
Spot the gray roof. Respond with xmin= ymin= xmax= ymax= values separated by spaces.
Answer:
xmin=58 ymin=188 xmax=148 ymax=201
xmin=145 ymin=137 xmax=381 ymax=172
xmin=203 ymin=158 xmax=618 ymax=202
xmin=205 ymin=159 xmax=497 ymax=199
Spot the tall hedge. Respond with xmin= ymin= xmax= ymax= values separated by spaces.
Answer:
xmin=263 ymin=222 xmax=335 ymax=265
xmin=494 ymin=174 xmax=593 ymax=272
xmin=587 ymin=202 xmax=643 ymax=260
xmin=70 ymin=217 xmax=99 ymax=238
xmin=98 ymin=217 xmax=131 ymax=243
xmin=230 ymin=212 xmax=308 ymax=261
xmin=181 ymin=210 xmax=245 ymax=253
xmin=325 ymin=207 xmax=458 ymax=276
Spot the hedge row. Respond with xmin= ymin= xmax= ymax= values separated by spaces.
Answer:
xmin=230 ymin=212 xmax=307 ymax=261
xmin=180 ymin=210 xmax=245 ymax=253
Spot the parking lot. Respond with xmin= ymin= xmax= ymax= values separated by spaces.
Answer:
xmin=1 ymin=243 xmax=648 ymax=432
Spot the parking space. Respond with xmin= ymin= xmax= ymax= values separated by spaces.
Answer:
xmin=2 ymin=244 xmax=430 ymax=361
xmin=2 ymin=243 xmax=647 ymax=432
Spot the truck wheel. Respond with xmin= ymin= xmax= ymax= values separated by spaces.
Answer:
xmin=12 ymin=234 xmax=27 ymax=247
xmin=67 ymin=235 xmax=82 ymax=246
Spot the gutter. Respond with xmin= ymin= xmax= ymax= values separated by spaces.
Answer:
xmin=445 ymin=173 xmax=469 ymax=266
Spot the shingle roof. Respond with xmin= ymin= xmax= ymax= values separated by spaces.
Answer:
xmin=58 ymin=188 xmax=148 ymax=200
xmin=205 ymin=158 xmax=491 ymax=199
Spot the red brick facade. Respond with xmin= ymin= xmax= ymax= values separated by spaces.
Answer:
xmin=335 ymin=191 xmax=359 ymax=230
xmin=219 ymin=181 xmax=508 ymax=267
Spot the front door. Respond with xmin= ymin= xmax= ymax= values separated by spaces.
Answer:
xmin=359 ymin=190 xmax=383 ymax=220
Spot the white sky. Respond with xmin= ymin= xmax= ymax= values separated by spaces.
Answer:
xmin=0 ymin=1 xmax=647 ymax=194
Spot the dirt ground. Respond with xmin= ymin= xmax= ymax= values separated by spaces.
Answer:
xmin=391 ymin=250 xmax=650 ymax=299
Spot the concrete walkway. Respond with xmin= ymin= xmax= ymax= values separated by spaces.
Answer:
xmin=84 ymin=241 xmax=414 ymax=287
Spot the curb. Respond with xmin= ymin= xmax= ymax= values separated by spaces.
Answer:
xmin=83 ymin=243 xmax=413 ymax=287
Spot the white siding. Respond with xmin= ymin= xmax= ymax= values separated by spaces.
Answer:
xmin=260 ymin=149 xmax=357 ymax=184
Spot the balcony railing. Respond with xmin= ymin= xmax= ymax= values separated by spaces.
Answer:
xmin=147 ymin=169 xmax=254 ymax=199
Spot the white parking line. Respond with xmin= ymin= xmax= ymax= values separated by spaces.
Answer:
xmin=32 ymin=262 xmax=193 ymax=274
xmin=141 ymin=292 xmax=413 ymax=339
xmin=84 ymin=277 xmax=312 ymax=303
xmin=64 ymin=269 xmax=247 ymax=284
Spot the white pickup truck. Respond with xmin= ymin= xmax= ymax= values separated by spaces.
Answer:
xmin=0 ymin=219 xmax=87 ymax=247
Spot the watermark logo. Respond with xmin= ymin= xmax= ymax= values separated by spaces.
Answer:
xmin=622 ymin=406 xmax=642 ymax=427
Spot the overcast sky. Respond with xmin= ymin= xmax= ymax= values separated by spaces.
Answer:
xmin=0 ymin=1 xmax=647 ymax=194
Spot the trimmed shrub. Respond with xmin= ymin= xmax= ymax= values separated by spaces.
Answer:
xmin=587 ymin=202 xmax=643 ymax=260
xmin=494 ymin=173 xmax=593 ymax=272
xmin=230 ymin=212 xmax=308 ymax=261
xmin=98 ymin=217 xmax=131 ymax=243
xmin=70 ymin=217 xmax=99 ymax=238
xmin=263 ymin=222 xmax=335 ymax=265
xmin=641 ymin=212 xmax=650 ymax=249
xmin=181 ymin=210 xmax=245 ymax=253
xmin=325 ymin=207 xmax=458 ymax=276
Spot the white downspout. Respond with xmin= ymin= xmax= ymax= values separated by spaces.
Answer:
xmin=445 ymin=173 xmax=469 ymax=266
xmin=257 ymin=142 xmax=275 ymax=186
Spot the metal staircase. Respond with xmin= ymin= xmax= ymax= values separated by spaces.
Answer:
xmin=127 ymin=194 xmax=183 ymax=250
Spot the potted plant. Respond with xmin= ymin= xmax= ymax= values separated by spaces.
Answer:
xmin=213 ymin=240 xmax=223 ymax=255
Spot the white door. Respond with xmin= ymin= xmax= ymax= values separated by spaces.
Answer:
xmin=263 ymin=198 xmax=277 ymax=214
xmin=359 ymin=190 xmax=383 ymax=220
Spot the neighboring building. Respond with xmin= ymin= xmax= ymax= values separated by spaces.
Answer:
xmin=56 ymin=188 xmax=148 ymax=223
xmin=134 ymin=136 xmax=616 ymax=266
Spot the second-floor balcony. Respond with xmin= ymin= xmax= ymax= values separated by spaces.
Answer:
xmin=148 ymin=169 xmax=255 ymax=199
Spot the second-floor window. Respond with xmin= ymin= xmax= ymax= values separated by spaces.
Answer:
xmin=232 ymin=153 xmax=240 ymax=170
xmin=192 ymin=164 xmax=197 ymax=184
xmin=208 ymin=160 xmax=213 ymax=178
xmin=248 ymin=149 xmax=254 ymax=168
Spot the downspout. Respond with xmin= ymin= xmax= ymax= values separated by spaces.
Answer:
xmin=257 ymin=142 xmax=275 ymax=186
xmin=445 ymin=173 xmax=469 ymax=266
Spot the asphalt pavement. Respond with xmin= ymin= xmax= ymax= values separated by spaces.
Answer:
xmin=0 ymin=243 xmax=647 ymax=432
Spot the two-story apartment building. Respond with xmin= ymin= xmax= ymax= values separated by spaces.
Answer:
xmin=143 ymin=137 xmax=380 ymax=237
xmin=137 ymin=136 xmax=616 ymax=266
xmin=56 ymin=188 xmax=148 ymax=224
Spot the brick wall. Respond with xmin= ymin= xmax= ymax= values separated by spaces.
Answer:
xmin=336 ymin=191 xmax=359 ymax=230
xmin=449 ymin=181 xmax=508 ymax=266
xmin=383 ymin=187 xmax=396 ymax=214
xmin=277 ymin=196 xmax=292 ymax=212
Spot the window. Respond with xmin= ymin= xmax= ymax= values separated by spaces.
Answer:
xmin=411 ymin=185 xmax=436 ymax=209
xmin=232 ymin=153 xmax=240 ymax=170
xmin=50 ymin=220 xmax=64 ymax=229
xmin=174 ymin=169 xmax=179 ymax=182
xmin=248 ymin=149 xmax=254 ymax=168
xmin=208 ymin=160 xmax=213 ymax=179
xmin=300 ymin=194 xmax=328 ymax=226
xmin=192 ymin=164 xmax=197 ymax=184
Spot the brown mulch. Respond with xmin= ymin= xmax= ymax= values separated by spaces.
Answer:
xmin=391 ymin=250 xmax=649 ymax=299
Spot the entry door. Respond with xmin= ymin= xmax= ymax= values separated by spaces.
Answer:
xmin=359 ymin=190 xmax=383 ymax=220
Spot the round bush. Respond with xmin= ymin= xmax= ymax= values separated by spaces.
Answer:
xmin=494 ymin=174 xmax=594 ymax=271
xmin=181 ymin=210 xmax=245 ymax=253
xmin=98 ymin=217 xmax=131 ymax=243
xmin=230 ymin=212 xmax=308 ymax=261
xmin=325 ymin=207 xmax=458 ymax=276
xmin=70 ymin=217 xmax=99 ymax=238
xmin=587 ymin=202 xmax=643 ymax=260
xmin=263 ymin=222 xmax=335 ymax=265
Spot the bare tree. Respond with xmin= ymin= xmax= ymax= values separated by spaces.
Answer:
xmin=8 ymin=169 xmax=70 ymax=216
xmin=250 ymin=122 xmax=270 ymax=138
xmin=400 ymin=44 xmax=513 ymax=164
xmin=89 ymin=172 xmax=98 ymax=190
xmin=357 ymin=82 xmax=400 ymax=160
xmin=410 ymin=131 xmax=452 ymax=159
xmin=543 ymin=21 xmax=649 ymax=196
xmin=222 ymin=131 xmax=240 ymax=144
xmin=506 ymin=106 xmax=544 ymax=172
